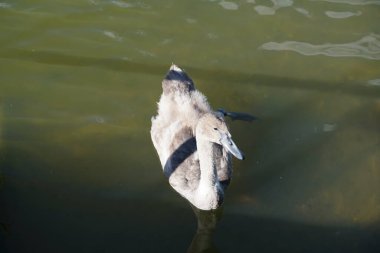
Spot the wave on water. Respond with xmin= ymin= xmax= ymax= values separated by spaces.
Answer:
xmin=253 ymin=0 xmax=294 ymax=15
xmin=312 ymin=0 xmax=380 ymax=5
xmin=325 ymin=10 xmax=361 ymax=19
xmin=88 ymin=0 xmax=151 ymax=9
xmin=219 ymin=0 xmax=239 ymax=10
xmin=367 ymin=79 xmax=380 ymax=86
xmin=0 ymin=2 xmax=11 ymax=8
xmin=103 ymin=30 xmax=123 ymax=42
xmin=260 ymin=34 xmax=380 ymax=60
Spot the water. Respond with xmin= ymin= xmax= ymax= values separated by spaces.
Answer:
xmin=0 ymin=0 xmax=379 ymax=252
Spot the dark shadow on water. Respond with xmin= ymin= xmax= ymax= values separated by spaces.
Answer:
xmin=0 ymin=129 xmax=379 ymax=253
xmin=215 ymin=212 xmax=380 ymax=253
xmin=1 ymin=185 xmax=379 ymax=253
xmin=1 ymin=49 xmax=379 ymax=98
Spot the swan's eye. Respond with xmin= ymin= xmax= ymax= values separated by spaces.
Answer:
xmin=213 ymin=128 xmax=218 ymax=130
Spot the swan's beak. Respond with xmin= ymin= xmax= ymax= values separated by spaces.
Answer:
xmin=220 ymin=133 xmax=245 ymax=160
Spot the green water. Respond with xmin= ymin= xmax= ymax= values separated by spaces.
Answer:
xmin=0 ymin=0 xmax=379 ymax=252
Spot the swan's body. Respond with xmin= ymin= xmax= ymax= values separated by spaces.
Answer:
xmin=151 ymin=64 xmax=244 ymax=210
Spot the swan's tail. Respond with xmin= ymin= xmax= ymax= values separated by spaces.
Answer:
xmin=162 ymin=64 xmax=195 ymax=95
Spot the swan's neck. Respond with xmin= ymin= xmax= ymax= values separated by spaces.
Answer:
xmin=198 ymin=138 xmax=217 ymax=186
xmin=195 ymin=137 xmax=222 ymax=209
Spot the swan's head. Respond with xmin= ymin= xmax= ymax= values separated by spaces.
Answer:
xmin=196 ymin=113 xmax=244 ymax=160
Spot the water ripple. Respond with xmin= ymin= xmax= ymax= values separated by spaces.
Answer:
xmin=0 ymin=2 xmax=11 ymax=8
xmin=254 ymin=0 xmax=293 ymax=15
xmin=261 ymin=34 xmax=380 ymax=60
xmin=103 ymin=30 xmax=122 ymax=41
xmin=325 ymin=10 xmax=361 ymax=19
xmin=313 ymin=0 xmax=380 ymax=5
xmin=294 ymin=7 xmax=311 ymax=17
xmin=88 ymin=0 xmax=151 ymax=9
xmin=219 ymin=0 xmax=239 ymax=10
xmin=111 ymin=0 xmax=133 ymax=8
xmin=367 ymin=79 xmax=380 ymax=86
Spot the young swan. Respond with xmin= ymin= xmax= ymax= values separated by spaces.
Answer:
xmin=151 ymin=64 xmax=244 ymax=210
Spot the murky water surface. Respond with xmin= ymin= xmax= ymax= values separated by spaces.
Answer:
xmin=0 ymin=0 xmax=379 ymax=252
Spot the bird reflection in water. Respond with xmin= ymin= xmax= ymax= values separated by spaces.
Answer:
xmin=187 ymin=205 xmax=223 ymax=253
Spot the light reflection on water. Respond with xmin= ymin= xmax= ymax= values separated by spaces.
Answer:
xmin=325 ymin=10 xmax=362 ymax=19
xmin=261 ymin=33 xmax=380 ymax=60
xmin=0 ymin=0 xmax=379 ymax=252
xmin=315 ymin=0 xmax=380 ymax=5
